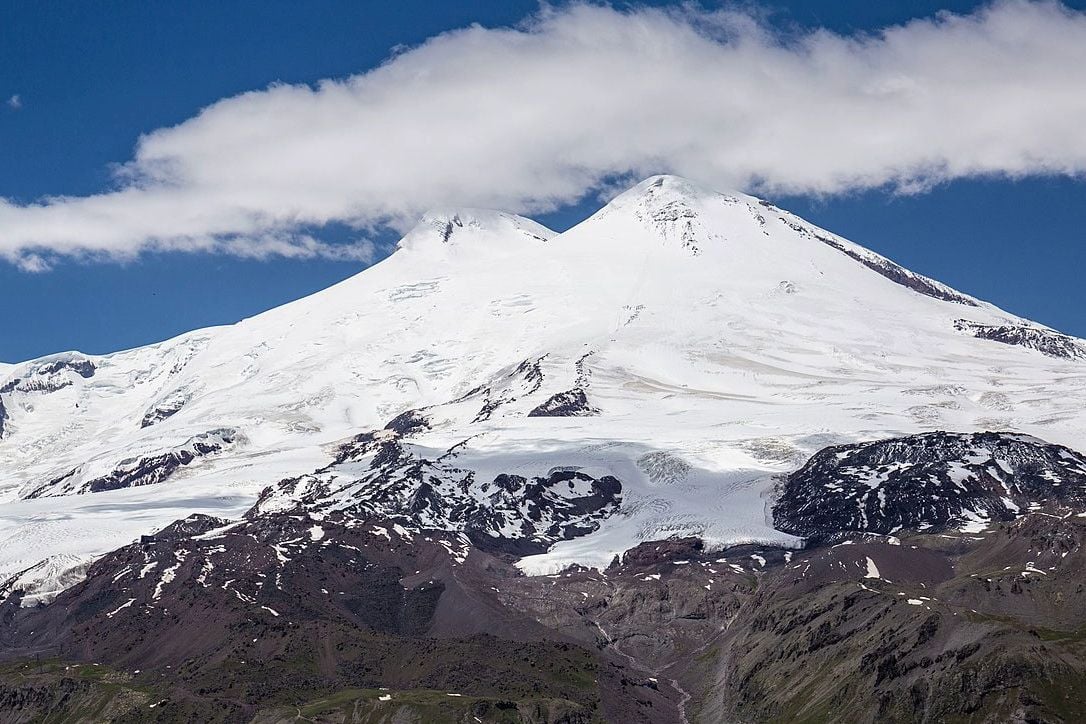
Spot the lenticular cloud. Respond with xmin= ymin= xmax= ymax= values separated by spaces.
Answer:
xmin=2 ymin=0 xmax=1086 ymax=267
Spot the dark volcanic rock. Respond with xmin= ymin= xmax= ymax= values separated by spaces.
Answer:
xmin=618 ymin=537 xmax=705 ymax=568
xmin=149 ymin=513 xmax=231 ymax=541
xmin=463 ymin=470 xmax=622 ymax=555
xmin=706 ymin=522 xmax=1086 ymax=724
xmin=6 ymin=503 xmax=1086 ymax=722
xmin=82 ymin=432 xmax=235 ymax=494
xmin=1 ymin=514 xmax=610 ymax=723
xmin=470 ymin=356 xmax=547 ymax=422
xmin=0 ymin=357 xmax=96 ymax=395
xmin=37 ymin=359 xmax=96 ymax=379
xmin=25 ymin=429 xmax=238 ymax=498
xmin=0 ymin=676 xmax=95 ymax=719
xmin=955 ymin=319 xmax=1086 ymax=360
xmin=528 ymin=388 xmax=597 ymax=417
xmin=255 ymin=415 xmax=622 ymax=556
xmin=383 ymin=408 xmax=431 ymax=436
xmin=774 ymin=431 xmax=1086 ymax=541
xmin=140 ymin=391 xmax=189 ymax=428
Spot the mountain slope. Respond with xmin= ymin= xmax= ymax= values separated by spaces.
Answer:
xmin=2 ymin=175 xmax=1085 ymax=587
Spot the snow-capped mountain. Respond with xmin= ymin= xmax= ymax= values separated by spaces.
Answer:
xmin=3 ymin=174 xmax=1086 ymax=591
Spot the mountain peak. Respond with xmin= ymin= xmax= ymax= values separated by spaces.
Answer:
xmin=565 ymin=174 xmax=752 ymax=256
xmin=397 ymin=208 xmax=555 ymax=253
xmin=609 ymin=174 xmax=748 ymax=208
xmin=638 ymin=173 xmax=731 ymax=196
xmin=3 ymin=162 xmax=1086 ymax=632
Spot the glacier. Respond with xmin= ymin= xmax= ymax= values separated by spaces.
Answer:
xmin=2 ymin=174 xmax=1085 ymax=594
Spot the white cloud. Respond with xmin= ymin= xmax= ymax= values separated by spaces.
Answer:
xmin=6 ymin=95 xmax=20 ymax=110
xmin=2 ymin=0 xmax=1086 ymax=267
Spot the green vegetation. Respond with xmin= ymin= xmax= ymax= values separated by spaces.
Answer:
xmin=0 ymin=660 xmax=159 ymax=723
xmin=0 ymin=632 xmax=603 ymax=724
xmin=254 ymin=687 xmax=597 ymax=723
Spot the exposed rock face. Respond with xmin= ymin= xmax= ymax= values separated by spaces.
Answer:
xmin=4 ymin=174 xmax=1086 ymax=721
xmin=25 ymin=428 xmax=239 ymax=498
xmin=6 ymin=429 xmax=1086 ymax=722
xmin=140 ymin=389 xmax=190 ymax=428
xmin=37 ymin=359 xmax=96 ymax=379
xmin=0 ymin=356 xmax=97 ymax=438
xmin=0 ymin=676 xmax=100 ymax=721
xmin=955 ymin=319 xmax=1086 ymax=359
xmin=527 ymin=388 xmax=596 ymax=417
xmin=0 ymin=357 xmax=96 ymax=395
xmin=617 ymin=537 xmax=705 ymax=568
xmin=526 ymin=351 xmax=597 ymax=417
xmin=470 ymin=356 xmax=546 ymax=422
xmin=0 ymin=513 xmax=610 ymax=723
xmin=7 ymin=175 xmax=1086 ymax=595
xmin=383 ymin=407 xmax=431 ymax=435
xmin=148 ymin=512 xmax=231 ymax=541
xmin=252 ymin=412 xmax=621 ymax=555
xmin=7 ymin=505 xmax=1086 ymax=723
xmin=773 ymin=431 xmax=1086 ymax=541
xmin=633 ymin=177 xmax=712 ymax=254
xmin=705 ymin=519 xmax=1086 ymax=724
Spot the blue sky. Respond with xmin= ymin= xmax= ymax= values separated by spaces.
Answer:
xmin=1 ymin=0 xmax=1085 ymax=361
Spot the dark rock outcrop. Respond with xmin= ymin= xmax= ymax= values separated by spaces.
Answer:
xmin=955 ymin=319 xmax=1086 ymax=360
xmin=528 ymin=388 xmax=597 ymax=417
xmin=85 ymin=433 xmax=235 ymax=494
xmin=25 ymin=429 xmax=238 ymax=498
xmin=708 ymin=523 xmax=1086 ymax=724
xmin=0 ymin=357 xmax=96 ymax=395
xmin=617 ymin=537 xmax=705 ymax=568
xmin=140 ymin=391 xmax=189 ymax=428
xmin=383 ymin=407 xmax=431 ymax=436
xmin=470 ymin=356 xmax=546 ymax=422
xmin=773 ymin=431 xmax=1086 ymax=541
xmin=256 ymin=416 xmax=622 ymax=556
xmin=6 ymin=497 xmax=1086 ymax=722
xmin=1 ymin=514 xmax=611 ymax=723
